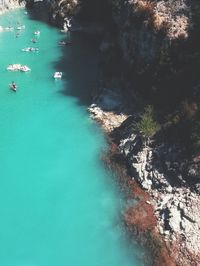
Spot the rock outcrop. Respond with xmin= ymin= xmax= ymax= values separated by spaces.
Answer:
xmin=118 ymin=131 xmax=200 ymax=255
xmin=48 ymin=0 xmax=79 ymax=28
xmin=88 ymin=90 xmax=200 ymax=265
xmin=108 ymin=0 xmax=191 ymax=72
xmin=0 ymin=0 xmax=25 ymax=14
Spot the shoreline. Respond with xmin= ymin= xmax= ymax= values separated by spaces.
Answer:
xmin=89 ymin=89 xmax=200 ymax=266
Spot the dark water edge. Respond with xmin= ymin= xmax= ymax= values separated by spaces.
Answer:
xmin=27 ymin=4 xmax=101 ymax=106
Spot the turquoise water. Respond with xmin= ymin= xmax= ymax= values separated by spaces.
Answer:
xmin=0 ymin=9 xmax=145 ymax=266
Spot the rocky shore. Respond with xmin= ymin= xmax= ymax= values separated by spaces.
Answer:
xmin=89 ymin=90 xmax=200 ymax=266
xmin=0 ymin=0 xmax=25 ymax=15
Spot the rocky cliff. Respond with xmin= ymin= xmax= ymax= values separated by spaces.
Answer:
xmin=87 ymin=1 xmax=200 ymax=265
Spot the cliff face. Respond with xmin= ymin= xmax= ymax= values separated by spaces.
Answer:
xmin=96 ymin=0 xmax=200 ymax=152
xmin=86 ymin=1 xmax=200 ymax=265
xmin=111 ymin=0 xmax=190 ymax=62
xmin=44 ymin=0 xmax=199 ymax=94
xmin=48 ymin=0 xmax=79 ymax=27
xmin=103 ymin=1 xmax=197 ymax=106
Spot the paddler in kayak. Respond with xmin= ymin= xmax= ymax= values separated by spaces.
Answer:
xmin=10 ymin=81 xmax=17 ymax=92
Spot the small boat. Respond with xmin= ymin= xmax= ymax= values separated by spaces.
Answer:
xmin=21 ymin=47 xmax=39 ymax=52
xmin=31 ymin=38 xmax=37 ymax=43
xmin=17 ymin=25 xmax=25 ymax=30
xmin=54 ymin=72 xmax=62 ymax=79
xmin=34 ymin=30 xmax=40 ymax=35
xmin=58 ymin=40 xmax=72 ymax=46
xmin=4 ymin=26 xmax=14 ymax=31
xmin=0 ymin=26 xmax=14 ymax=32
xmin=9 ymin=83 xmax=17 ymax=92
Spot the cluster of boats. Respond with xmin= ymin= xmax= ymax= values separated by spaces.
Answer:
xmin=5 ymin=25 xmax=42 ymax=92
xmin=0 ymin=24 xmax=25 ymax=32
xmin=7 ymin=64 xmax=31 ymax=72
xmin=4 ymin=22 xmax=67 ymax=92
xmin=0 ymin=24 xmax=40 ymax=34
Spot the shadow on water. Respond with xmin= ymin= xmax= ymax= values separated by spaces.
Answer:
xmin=27 ymin=4 xmax=101 ymax=106
xmin=26 ymin=2 xmax=50 ymax=23
xmin=54 ymin=32 xmax=101 ymax=106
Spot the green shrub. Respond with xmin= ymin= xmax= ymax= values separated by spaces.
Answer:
xmin=136 ymin=105 xmax=159 ymax=142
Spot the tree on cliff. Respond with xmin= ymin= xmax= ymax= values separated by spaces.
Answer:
xmin=136 ymin=105 xmax=159 ymax=144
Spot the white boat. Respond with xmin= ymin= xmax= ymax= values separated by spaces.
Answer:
xmin=7 ymin=64 xmax=31 ymax=72
xmin=34 ymin=30 xmax=40 ymax=35
xmin=21 ymin=47 xmax=39 ymax=52
xmin=54 ymin=72 xmax=62 ymax=79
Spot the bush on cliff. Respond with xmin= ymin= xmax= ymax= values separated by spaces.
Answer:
xmin=136 ymin=105 xmax=159 ymax=143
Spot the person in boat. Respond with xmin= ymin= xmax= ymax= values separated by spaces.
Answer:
xmin=11 ymin=81 xmax=17 ymax=89
xmin=31 ymin=38 xmax=37 ymax=43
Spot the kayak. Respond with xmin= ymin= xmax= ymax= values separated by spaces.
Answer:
xmin=9 ymin=84 xmax=17 ymax=92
